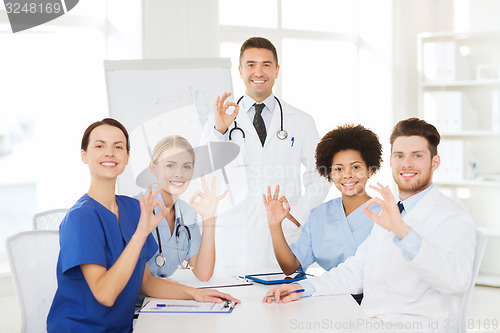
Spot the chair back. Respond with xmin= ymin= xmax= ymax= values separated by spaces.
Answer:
xmin=458 ymin=229 xmax=487 ymax=333
xmin=6 ymin=230 xmax=60 ymax=333
xmin=32 ymin=209 xmax=68 ymax=230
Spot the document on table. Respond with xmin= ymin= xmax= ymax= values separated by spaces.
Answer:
xmin=170 ymin=271 xmax=252 ymax=289
xmin=139 ymin=297 xmax=237 ymax=313
xmin=183 ymin=276 xmax=252 ymax=289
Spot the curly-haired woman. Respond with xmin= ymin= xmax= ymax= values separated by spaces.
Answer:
xmin=264 ymin=124 xmax=383 ymax=283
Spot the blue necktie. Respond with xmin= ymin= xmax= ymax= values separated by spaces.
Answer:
xmin=397 ymin=201 xmax=405 ymax=214
xmin=253 ymin=103 xmax=266 ymax=146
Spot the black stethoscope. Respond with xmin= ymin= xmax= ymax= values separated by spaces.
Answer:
xmin=229 ymin=96 xmax=288 ymax=141
xmin=154 ymin=204 xmax=192 ymax=268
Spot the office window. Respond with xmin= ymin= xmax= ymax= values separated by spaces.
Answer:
xmin=282 ymin=38 xmax=357 ymax=136
xmin=0 ymin=4 xmax=108 ymax=252
xmin=0 ymin=0 xmax=143 ymax=254
xmin=282 ymin=0 xmax=357 ymax=33
xmin=218 ymin=0 xmax=278 ymax=28
xmin=220 ymin=42 xmax=245 ymax=99
xmin=65 ymin=0 xmax=106 ymax=16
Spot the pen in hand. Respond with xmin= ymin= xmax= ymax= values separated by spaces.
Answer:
xmin=266 ymin=289 xmax=305 ymax=300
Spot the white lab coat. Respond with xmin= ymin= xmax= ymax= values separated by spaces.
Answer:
xmin=202 ymin=97 xmax=330 ymax=275
xmin=306 ymin=186 xmax=476 ymax=332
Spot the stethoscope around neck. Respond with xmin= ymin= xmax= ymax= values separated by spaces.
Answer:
xmin=229 ymin=95 xmax=288 ymax=141
xmin=154 ymin=203 xmax=192 ymax=269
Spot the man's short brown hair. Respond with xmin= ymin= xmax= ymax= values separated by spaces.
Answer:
xmin=239 ymin=37 xmax=279 ymax=66
xmin=390 ymin=118 xmax=440 ymax=157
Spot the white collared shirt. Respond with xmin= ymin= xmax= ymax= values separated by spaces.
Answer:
xmin=240 ymin=93 xmax=276 ymax=131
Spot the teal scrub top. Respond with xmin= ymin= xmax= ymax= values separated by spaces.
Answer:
xmin=148 ymin=198 xmax=202 ymax=278
xmin=290 ymin=197 xmax=379 ymax=272
xmin=47 ymin=194 xmax=157 ymax=333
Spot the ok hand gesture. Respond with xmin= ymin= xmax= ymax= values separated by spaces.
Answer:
xmin=190 ymin=175 xmax=228 ymax=223
xmin=263 ymin=185 xmax=290 ymax=229
xmin=137 ymin=187 xmax=168 ymax=238
xmin=363 ymin=182 xmax=411 ymax=239
xmin=214 ymin=92 xmax=239 ymax=134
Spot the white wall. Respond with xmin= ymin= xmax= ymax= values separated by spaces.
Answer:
xmin=142 ymin=0 xmax=219 ymax=58
xmin=469 ymin=0 xmax=500 ymax=32
xmin=392 ymin=0 xmax=454 ymax=123
xmin=392 ymin=0 xmax=500 ymax=123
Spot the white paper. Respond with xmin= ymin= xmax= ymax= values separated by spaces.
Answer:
xmin=169 ymin=269 xmax=252 ymax=289
xmin=139 ymin=298 xmax=235 ymax=313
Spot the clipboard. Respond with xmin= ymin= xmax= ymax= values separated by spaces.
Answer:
xmin=244 ymin=272 xmax=313 ymax=285
xmin=139 ymin=297 xmax=236 ymax=313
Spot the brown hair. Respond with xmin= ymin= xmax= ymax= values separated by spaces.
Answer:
xmin=239 ymin=37 xmax=279 ymax=66
xmin=390 ymin=117 xmax=440 ymax=157
xmin=81 ymin=118 xmax=130 ymax=152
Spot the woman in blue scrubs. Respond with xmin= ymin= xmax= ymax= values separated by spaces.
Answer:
xmin=147 ymin=135 xmax=226 ymax=281
xmin=264 ymin=124 xmax=383 ymax=277
xmin=47 ymin=118 xmax=238 ymax=333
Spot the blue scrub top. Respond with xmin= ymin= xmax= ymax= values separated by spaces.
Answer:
xmin=148 ymin=198 xmax=202 ymax=278
xmin=47 ymin=194 xmax=157 ymax=333
xmin=290 ymin=197 xmax=379 ymax=272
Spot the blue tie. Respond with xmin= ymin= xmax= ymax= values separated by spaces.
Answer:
xmin=397 ymin=201 xmax=405 ymax=214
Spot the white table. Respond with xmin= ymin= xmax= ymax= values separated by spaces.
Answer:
xmin=134 ymin=275 xmax=373 ymax=333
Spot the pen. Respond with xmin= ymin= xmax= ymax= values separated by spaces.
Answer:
xmin=266 ymin=289 xmax=305 ymax=300
xmin=235 ymin=275 xmax=250 ymax=282
xmin=155 ymin=303 xmax=198 ymax=308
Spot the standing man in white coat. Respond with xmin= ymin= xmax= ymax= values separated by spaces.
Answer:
xmin=202 ymin=37 xmax=330 ymax=274
xmin=265 ymin=118 xmax=477 ymax=332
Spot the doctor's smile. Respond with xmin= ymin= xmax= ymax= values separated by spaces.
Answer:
xmin=400 ymin=171 xmax=418 ymax=178
xmin=341 ymin=181 xmax=359 ymax=190
xmin=100 ymin=161 xmax=118 ymax=168
xmin=169 ymin=181 xmax=186 ymax=188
